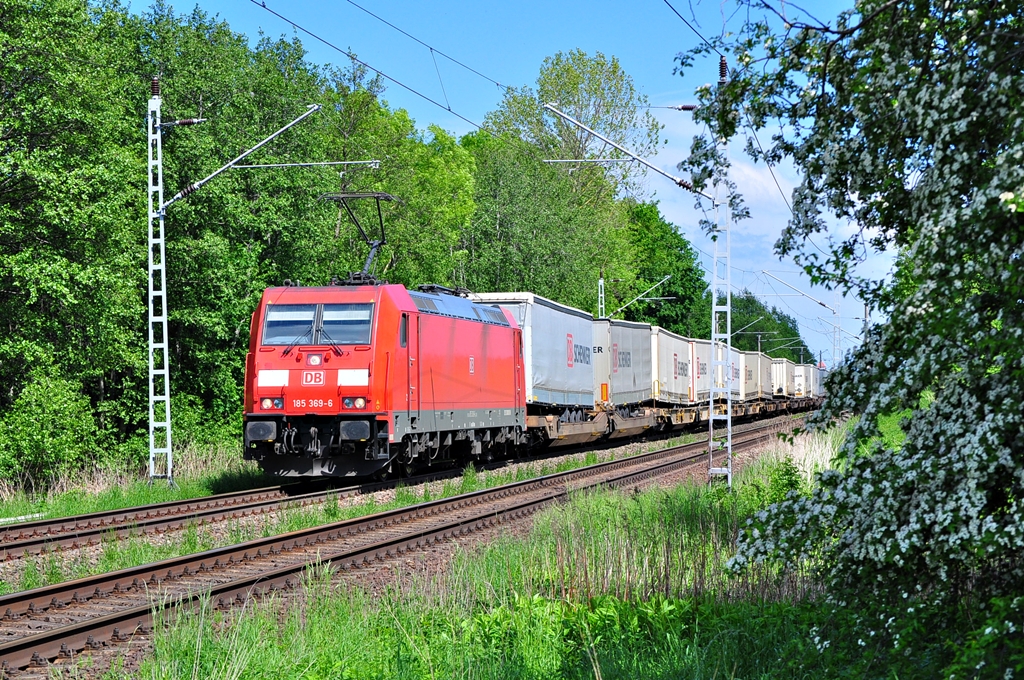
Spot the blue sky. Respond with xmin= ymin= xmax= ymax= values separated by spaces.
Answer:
xmin=132 ymin=0 xmax=886 ymax=366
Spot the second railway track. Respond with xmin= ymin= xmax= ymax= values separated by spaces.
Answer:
xmin=0 ymin=415 xmax=802 ymax=561
xmin=0 ymin=418 xmax=795 ymax=675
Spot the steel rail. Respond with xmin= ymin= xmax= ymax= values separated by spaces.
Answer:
xmin=0 ymin=465 xmax=516 ymax=557
xmin=0 ymin=420 xmax=796 ymax=672
xmin=0 ymin=412 xmax=811 ymax=557
xmin=0 ymin=486 xmax=290 ymax=545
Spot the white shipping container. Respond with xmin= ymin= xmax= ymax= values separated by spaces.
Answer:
xmin=811 ymin=365 xmax=827 ymax=397
xmin=691 ymin=338 xmax=712 ymax=403
xmin=771 ymin=358 xmax=796 ymax=397
xmin=712 ymin=345 xmax=743 ymax=401
xmin=794 ymin=365 xmax=808 ymax=397
xmin=471 ymin=292 xmax=594 ymax=407
xmin=593 ymin=319 xmax=653 ymax=406
xmin=757 ymin=353 xmax=773 ymax=398
xmin=650 ymin=327 xmax=696 ymax=405
xmin=738 ymin=351 xmax=760 ymax=401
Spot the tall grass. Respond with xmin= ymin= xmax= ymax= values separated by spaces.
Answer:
xmin=138 ymin=429 xmax=848 ymax=679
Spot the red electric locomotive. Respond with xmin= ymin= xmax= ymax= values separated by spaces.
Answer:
xmin=242 ymin=282 xmax=526 ymax=477
xmin=243 ymin=193 xmax=526 ymax=477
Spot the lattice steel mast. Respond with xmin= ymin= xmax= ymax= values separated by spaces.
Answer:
xmin=146 ymin=78 xmax=322 ymax=483
xmin=708 ymin=57 xmax=733 ymax=488
xmin=147 ymin=79 xmax=174 ymax=483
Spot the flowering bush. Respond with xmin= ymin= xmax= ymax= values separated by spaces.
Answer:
xmin=681 ymin=0 xmax=1024 ymax=671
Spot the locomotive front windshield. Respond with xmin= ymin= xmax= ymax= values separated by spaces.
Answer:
xmin=262 ymin=303 xmax=373 ymax=346
xmin=263 ymin=304 xmax=317 ymax=345
xmin=322 ymin=303 xmax=373 ymax=344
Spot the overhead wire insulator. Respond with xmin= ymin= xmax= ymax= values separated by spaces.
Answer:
xmin=719 ymin=56 xmax=727 ymax=84
xmin=151 ymin=77 xmax=160 ymax=97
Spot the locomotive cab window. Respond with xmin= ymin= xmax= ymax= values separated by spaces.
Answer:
xmin=400 ymin=313 xmax=408 ymax=348
xmin=263 ymin=304 xmax=317 ymax=345
xmin=322 ymin=304 xmax=373 ymax=345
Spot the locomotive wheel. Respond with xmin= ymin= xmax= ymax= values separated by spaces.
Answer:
xmin=373 ymin=464 xmax=392 ymax=482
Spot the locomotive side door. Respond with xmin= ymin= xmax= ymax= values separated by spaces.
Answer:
xmin=514 ymin=329 xmax=524 ymax=422
xmin=406 ymin=312 xmax=420 ymax=426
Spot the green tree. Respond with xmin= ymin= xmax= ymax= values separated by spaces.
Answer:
xmin=618 ymin=202 xmax=710 ymax=338
xmin=0 ymin=0 xmax=486 ymax=481
xmin=485 ymin=49 xmax=662 ymax=196
xmin=727 ymin=291 xmax=812 ymax=363
xmin=0 ymin=0 xmax=146 ymax=454
xmin=459 ymin=130 xmax=633 ymax=311
xmin=682 ymin=0 xmax=1024 ymax=672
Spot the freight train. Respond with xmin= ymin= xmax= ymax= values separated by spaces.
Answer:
xmin=242 ymin=282 xmax=825 ymax=478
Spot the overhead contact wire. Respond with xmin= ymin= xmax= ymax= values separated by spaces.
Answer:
xmin=342 ymin=0 xmax=512 ymax=93
xmin=250 ymin=0 xmax=481 ymax=130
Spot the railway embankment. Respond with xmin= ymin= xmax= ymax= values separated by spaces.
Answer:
xmin=0 ymin=417 xmax=831 ymax=675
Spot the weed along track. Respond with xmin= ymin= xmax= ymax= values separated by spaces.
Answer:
xmin=0 ymin=415 xmax=799 ymax=566
xmin=0 ymin=420 xmax=794 ymax=675
xmin=0 ymin=470 xmax=497 ymax=562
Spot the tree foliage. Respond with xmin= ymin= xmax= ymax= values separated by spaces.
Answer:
xmin=485 ymin=49 xmax=662 ymax=195
xmin=0 ymin=1 xmax=817 ymax=485
xmin=681 ymin=0 xmax=1024 ymax=669
xmin=727 ymin=291 xmax=812 ymax=364
xmin=617 ymin=202 xmax=710 ymax=338
xmin=459 ymin=131 xmax=633 ymax=311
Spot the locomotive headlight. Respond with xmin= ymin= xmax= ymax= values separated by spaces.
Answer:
xmin=273 ymin=398 xmax=284 ymax=409
xmin=354 ymin=397 xmax=366 ymax=409
xmin=260 ymin=398 xmax=284 ymax=410
xmin=343 ymin=397 xmax=354 ymax=408
xmin=261 ymin=398 xmax=273 ymax=409
xmin=307 ymin=353 xmax=322 ymax=366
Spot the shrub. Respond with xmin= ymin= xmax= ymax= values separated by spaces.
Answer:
xmin=0 ymin=370 xmax=98 ymax=484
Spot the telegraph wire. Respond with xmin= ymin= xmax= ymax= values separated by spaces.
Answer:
xmin=250 ymin=0 xmax=482 ymax=130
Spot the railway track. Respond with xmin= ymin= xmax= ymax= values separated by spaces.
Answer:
xmin=0 ymin=479 xmax=398 ymax=561
xmin=0 ymin=414 xmax=803 ymax=562
xmin=0 ymin=419 xmax=793 ymax=675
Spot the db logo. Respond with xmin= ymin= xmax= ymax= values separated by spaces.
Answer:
xmin=302 ymin=370 xmax=325 ymax=386
xmin=566 ymin=334 xmax=574 ymax=368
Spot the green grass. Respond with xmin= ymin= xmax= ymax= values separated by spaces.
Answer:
xmin=130 ymin=441 xmax=836 ymax=680
xmin=0 ymin=443 xmax=630 ymax=596
xmin=0 ymin=440 xmax=270 ymax=525
xmin=0 ymin=426 xmax=784 ymax=599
